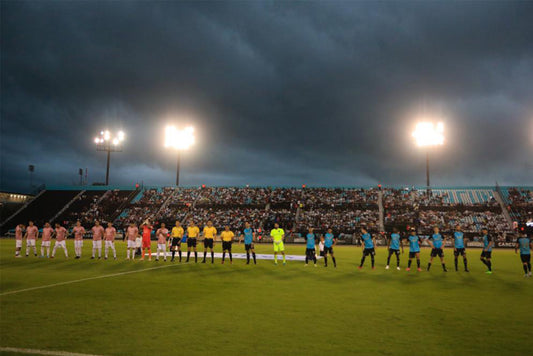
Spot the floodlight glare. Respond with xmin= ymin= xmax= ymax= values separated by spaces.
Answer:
xmin=412 ymin=122 xmax=444 ymax=147
xmin=94 ymin=129 xmax=125 ymax=185
xmin=164 ymin=125 xmax=196 ymax=186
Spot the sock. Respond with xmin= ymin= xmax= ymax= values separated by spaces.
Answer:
xmin=464 ymin=258 xmax=468 ymax=270
xmin=252 ymin=252 xmax=256 ymax=264
xmin=41 ymin=247 xmax=44 ymax=256
xmin=332 ymin=257 xmax=336 ymax=267
xmin=187 ymin=251 xmax=190 ymax=261
xmin=481 ymin=259 xmax=488 ymax=267
xmin=171 ymin=250 xmax=175 ymax=259
xmin=203 ymin=252 xmax=206 ymax=262
xmin=274 ymin=254 xmax=278 ymax=262
xmin=417 ymin=259 xmax=420 ymax=268
xmin=246 ymin=252 xmax=250 ymax=263
xmin=156 ymin=249 xmax=160 ymax=259
xmin=229 ymin=252 xmax=232 ymax=262
xmin=211 ymin=251 xmax=214 ymax=263
xmin=408 ymin=260 xmax=412 ymax=268
xmin=523 ymin=264 xmax=529 ymax=274
xmin=442 ymin=263 xmax=446 ymax=270
xmin=396 ymin=256 xmax=400 ymax=267
xmin=454 ymin=258 xmax=458 ymax=270
xmin=148 ymin=248 xmax=151 ymax=259
xmin=427 ymin=262 xmax=432 ymax=270
xmin=98 ymin=248 xmax=101 ymax=258
xmin=179 ymin=250 xmax=182 ymax=262
xmin=371 ymin=255 xmax=375 ymax=268
xmin=194 ymin=252 xmax=197 ymax=263
xmin=282 ymin=255 xmax=286 ymax=262
xmin=305 ymin=255 xmax=309 ymax=264
xmin=222 ymin=252 xmax=226 ymax=262
xmin=313 ymin=255 xmax=316 ymax=264
xmin=528 ymin=262 xmax=531 ymax=272
xmin=46 ymin=247 xmax=50 ymax=257
xmin=127 ymin=250 xmax=130 ymax=258
xmin=487 ymin=260 xmax=492 ymax=271
xmin=360 ymin=256 xmax=365 ymax=267
xmin=386 ymin=254 xmax=391 ymax=265
xmin=324 ymin=256 xmax=328 ymax=266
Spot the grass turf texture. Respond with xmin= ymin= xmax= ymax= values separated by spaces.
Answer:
xmin=1 ymin=239 xmax=532 ymax=356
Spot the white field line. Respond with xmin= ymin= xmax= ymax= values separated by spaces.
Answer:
xmin=0 ymin=264 xmax=179 ymax=297
xmin=0 ymin=346 xmax=104 ymax=356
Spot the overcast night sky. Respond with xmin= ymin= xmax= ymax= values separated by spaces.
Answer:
xmin=1 ymin=1 xmax=532 ymax=193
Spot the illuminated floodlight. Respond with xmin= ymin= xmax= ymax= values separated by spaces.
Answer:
xmin=93 ymin=129 xmax=126 ymax=185
xmin=117 ymin=131 xmax=125 ymax=141
xmin=164 ymin=125 xmax=195 ymax=150
xmin=412 ymin=122 xmax=444 ymax=147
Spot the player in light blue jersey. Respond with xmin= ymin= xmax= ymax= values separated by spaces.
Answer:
xmin=453 ymin=225 xmax=469 ymax=272
xmin=386 ymin=227 xmax=403 ymax=270
xmin=305 ymin=228 xmax=317 ymax=267
xmin=427 ymin=226 xmax=447 ymax=272
xmin=239 ymin=222 xmax=256 ymax=265
xmin=515 ymin=233 xmax=532 ymax=277
xmin=322 ymin=228 xmax=336 ymax=268
xmin=480 ymin=227 xmax=494 ymax=274
xmin=406 ymin=228 xmax=422 ymax=272
xmin=358 ymin=227 xmax=376 ymax=270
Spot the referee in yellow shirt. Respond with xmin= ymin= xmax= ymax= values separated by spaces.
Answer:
xmin=186 ymin=220 xmax=200 ymax=263
xmin=202 ymin=220 xmax=217 ymax=264
xmin=170 ymin=220 xmax=184 ymax=262
xmin=220 ymin=226 xmax=235 ymax=264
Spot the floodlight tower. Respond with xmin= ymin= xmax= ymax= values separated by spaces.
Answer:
xmin=94 ymin=130 xmax=125 ymax=185
xmin=412 ymin=122 xmax=444 ymax=192
xmin=164 ymin=126 xmax=195 ymax=186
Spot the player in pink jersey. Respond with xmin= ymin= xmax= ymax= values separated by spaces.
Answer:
xmin=125 ymin=223 xmax=139 ymax=260
xmin=51 ymin=223 xmax=68 ymax=258
xmin=24 ymin=221 xmax=39 ymax=257
xmin=155 ymin=223 xmax=169 ymax=262
xmin=91 ymin=220 xmax=105 ymax=259
xmin=40 ymin=222 xmax=54 ymax=258
xmin=72 ymin=220 xmax=86 ymax=259
xmin=104 ymin=222 xmax=117 ymax=260
xmin=14 ymin=224 xmax=25 ymax=257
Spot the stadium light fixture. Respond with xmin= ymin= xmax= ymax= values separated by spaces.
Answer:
xmin=412 ymin=122 xmax=444 ymax=192
xmin=94 ymin=130 xmax=125 ymax=185
xmin=164 ymin=125 xmax=195 ymax=186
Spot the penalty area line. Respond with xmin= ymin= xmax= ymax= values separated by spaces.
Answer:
xmin=0 ymin=346 xmax=104 ymax=356
xmin=0 ymin=263 xmax=181 ymax=297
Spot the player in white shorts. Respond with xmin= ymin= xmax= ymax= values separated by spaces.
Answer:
xmin=24 ymin=220 xmax=39 ymax=257
xmin=72 ymin=220 xmax=86 ymax=259
xmin=125 ymin=223 xmax=139 ymax=260
xmin=40 ymin=222 xmax=54 ymax=258
xmin=155 ymin=223 xmax=169 ymax=262
xmin=14 ymin=224 xmax=24 ymax=257
xmin=51 ymin=223 xmax=69 ymax=258
xmin=104 ymin=222 xmax=117 ymax=260
xmin=91 ymin=221 xmax=104 ymax=259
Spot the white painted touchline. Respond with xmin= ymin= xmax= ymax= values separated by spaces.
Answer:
xmin=0 ymin=346 xmax=105 ymax=356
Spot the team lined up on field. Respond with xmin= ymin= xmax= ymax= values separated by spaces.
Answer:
xmin=12 ymin=219 xmax=532 ymax=277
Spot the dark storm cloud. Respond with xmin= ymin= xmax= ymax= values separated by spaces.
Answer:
xmin=1 ymin=1 xmax=532 ymax=193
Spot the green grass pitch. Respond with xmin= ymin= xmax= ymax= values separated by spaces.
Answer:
xmin=1 ymin=239 xmax=532 ymax=356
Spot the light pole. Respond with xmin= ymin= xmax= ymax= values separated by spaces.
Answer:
xmin=412 ymin=122 xmax=444 ymax=193
xmin=94 ymin=130 xmax=125 ymax=185
xmin=164 ymin=126 xmax=195 ymax=186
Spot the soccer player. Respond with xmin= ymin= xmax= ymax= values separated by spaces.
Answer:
xmin=170 ymin=220 xmax=184 ymax=262
xmin=453 ymin=225 xmax=469 ymax=272
xmin=51 ymin=223 xmax=68 ymax=258
xmin=305 ymin=228 xmax=317 ymax=267
xmin=141 ymin=220 xmax=153 ymax=261
xmin=386 ymin=227 xmax=403 ymax=270
xmin=91 ymin=220 xmax=104 ymax=259
xmin=480 ymin=227 xmax=494 ymax=274
xmin=515 ymin=232 xmax=532 ymax=277
xmin=427 ymin=226 xmax=447 ymax=272
xmin=104 ymin=222 xmax=117 ymax=260
xmin=125 ymin=223 xmax=139 ymax=260
xmin=406 ymin=228 xmax=421 ymax=272
xmin=14 ymin=223 xmax=24 ymax=257
xmin=41 ymin=222 xmax=53 ymax=258
xmin=72 ymin=220 xmax=86 ymax=259
xmin=323 ymin=228 xmax=336 ymax=268
xmin=155 ymin=223 xmax=169 ymax=261
xmin=186 ymin=220 xmax=200 ymax=263
xmin=270 ymin=223 xmax=286 ymax=265
xmin=220 ymin=225 xmax=235 ymax=264
xmin=24 ymin=220 xmax=39 ymax=257
xmin=202 ymin=220 xmax=217 ymax=264
xmin=240 ymin=222 xmax=256 ymax=265
xmin=358 ymin=227 xmax=375 ymax=269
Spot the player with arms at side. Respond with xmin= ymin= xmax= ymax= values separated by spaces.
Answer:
xmin=125 ymin=223 xmax=139 ymax=260
xmin=72 ymin=220 xmax=86 ymax=259
xmin=305 ymin=228 xmax=317 ymax=267
xmin=386 ymin=227 xmax=403 ymax=270
xmin=14 ymin=223 xmax=24 ymax=257
xmin=270 ymin=223 xmax=286 ymax=265
xmin=202 ymin=221 xmax=217 ymax=264
xmin=220 ymin=226 xmax=235 ymax=264
xmin=91 ymin=220 xmax=104 ymax=259
xmin=186 ymin=220 xmax=200 ymax=263
xmin=240 ymin=222 xmax=256 ymax=265
xmin=480 ymin=227 xmax=494 ymax=274
xmin=427 ymin=226 xmax=447 ymax=272
xmin=358 ymin=227 xmax=376 ymax=270
xmin=155 ymin=223 xmax=169 ymax=262
xmin=515 ymin=232 xmax=532 ymax=277
xmin=170 ymin=220 xmax=184 ymax=262
xmin=51 ymin=223 xmax=68 ymax=258
xmin=406 ymin=228 xmax=422 ymax=272
xmin=104 ymin=222 xmax=117 ymax=260
xmin=140 ymin=220 xmax=153 ymax=261
xmin=40 ymin=223 xmax=54 ymax=258
xmin=24 ymin=220 xmax=39 ymax=257
xmin=322 ymin=228 xmax=336 ymax=268
xmin=453 ymin=225 xmax=469 ymax=272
